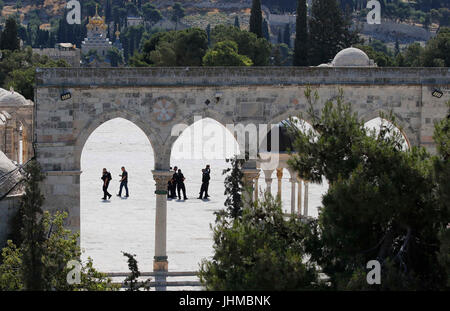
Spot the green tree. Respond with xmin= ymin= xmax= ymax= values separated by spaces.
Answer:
xmin=142 ymin=3 xmax=162 ymax=25
xmin=234 ymin=15 xmax=240 ymax=28
xmin=294 ymin=0 xmax=308 ymax=66
xmin=203 ymin=41 xmax=253 ymax=66
xmin=0 ymin=48 xmax=69 ymax=103
xmin=107 ymin=47 xmax=124 ymax=67
xmin=203 ymin=40 xmax=253 ymax=66
xmin=211 ymin=25 xmax=271 ymax=66
xmin=0 ymin=16 xmax=20 ymax=51
xmin=171 ymin=2 xmax=186 ymax=27
xmin=421 ymin=27 xmax=450 ymax=67
xmin=139 ymin=28 xmax=208 ymax=66
xmin=286 ymin=89 xmax=449 ymax=290
xmin=199 ymin=192 xmax=320 ymax=290
xmin=122 ymin=252 xmax=151 ymax=291
xmin=308 ymin=0 xmax=360 ymax=65
xmin=355 ymin=44 xmax=396 ymax=67
xmin=221 ymin=156 xmax=245 ymax=219
xmin=0 ymin=161 xmax=117 ymax=291
xmin=401 ymin=42 xmax=424 ymax=66
xmin=283 ymin=23 xmax=291 ymax=47
xmin=249 ymin=0 xmax=263 ymax=38
xmin=19 ymin=160 xmax=46 ymax=290
xmin=262 ymin=19 xmax=270 ymax=41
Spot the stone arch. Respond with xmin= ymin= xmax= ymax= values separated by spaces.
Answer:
xmin=166 ymin=110 xmax=238 ymax=161
xmin=359 ymin=109 xmax=417 ymax=148
xmin=74 ymin=110 xmax=162 ymax=169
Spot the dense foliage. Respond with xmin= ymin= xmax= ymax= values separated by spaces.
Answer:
xmin=0 ymin=161 xmax=117 ymax=291
xmin=0 ymin=47 xmax=69 ymax=101
xmin=199 ymin=192 xmax=321 ymax=290
xmin=285 ymin=90 xmax=449 ymax=290
xmin=356 ymin=27 xmax=450 ymax=67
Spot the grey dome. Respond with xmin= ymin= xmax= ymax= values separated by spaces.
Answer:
xmin=332 ymin=47 xmax=371 ymax=67
xmin=0 ymin=151 xmax=24 ymax=198
xmin=0 ymin=88 xmax=31 ymax=106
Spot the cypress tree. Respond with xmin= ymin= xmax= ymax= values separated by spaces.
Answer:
xmin=278 ymin=28 xmax=283 ymax=44
xmin=249 ymin=0 xmax=262 ymax=38
xmin=394 ymin=37 xmax=400 ymax=56
xmin=206 ymin=23 xmax=211 ymax=46
xmin=0 ymin=16 xmax=20 ymax=51
xmin=262 ymin=19 xmax=270 ymax=41
xmin=283 ymin=23 xmax=291 ymax=47
xmin=234 ymin=15 xmax=240 ymax=29
xmin=293 ymin=0 xmax=308 ymax=66
xmin=20 ymin=161 xmax=46 ymax=290
xmin=223 ymin=156 xmax=245 ymax=219
xmin=309 ymin=0 xmax=359 ymax=65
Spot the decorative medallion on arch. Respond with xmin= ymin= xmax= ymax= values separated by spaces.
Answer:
xmin=151 ymin=96 xmax=177 ymax=123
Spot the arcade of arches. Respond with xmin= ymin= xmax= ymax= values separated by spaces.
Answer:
xmin=22 ymin=66 xmax=450 ymax=280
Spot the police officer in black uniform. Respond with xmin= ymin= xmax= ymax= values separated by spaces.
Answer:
xmin=176 ymin=169 xmax=187 ymax=200
xmin=198 ymin=165 xmax=211 ymax=199
xmin=171 ymin=166 xmax=178 ymax=199
xmin=101 ymin=168 xmax=112 ymax=200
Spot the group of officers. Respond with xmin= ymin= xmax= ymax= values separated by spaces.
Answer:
xmin=100 ymin=165 xmax=211 ymax=201
xmin=101 ymin=166 xmax=129 ymax=200
xmin=167 ymin=165 xmax=211 ymax=200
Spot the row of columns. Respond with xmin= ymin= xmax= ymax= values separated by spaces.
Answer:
xmin=150 ymin=166 xmax=309 ymax=290
xmin=259 ymin=168 xmax=309 ymax=217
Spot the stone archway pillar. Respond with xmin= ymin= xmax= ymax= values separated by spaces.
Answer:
xmin=263 ymin=169 xmax=274 ymax=195
xmin=253 ymin=173 xmax=260 ymax=201
xmin=152 ymin=170 xmax=172 ymax=291
xmin=289 ymin=178 xmax=296 ymax=215
xmin=242 ymin=168 xmax=260 ymax=208
xmin=303 ymin=181 xmax=309 ymax=216
xmin=276 ymin=168 xmax=283 ymax=199
xmin=297 ymin=176 xmax=302 ymax=217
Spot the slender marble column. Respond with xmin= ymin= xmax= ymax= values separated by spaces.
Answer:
xmin=152 ymin=170 xmax=172 ymax=291
xmin=290 ymin=178 xmax=296 ymax=215
xmin=263 ymin=169 xmax=274 ymax=195
xmin=253 ymin=172 xmax=260 ymax=201
xmin=297 ymin=176 xmax=302 ymax=217
xmin=276 ymin=168 xmax=283 ymax=199
xmin=303 ymin=181 xmax=309 ymax=217
xmin=242 ymin=168 xmax=260 ymax=208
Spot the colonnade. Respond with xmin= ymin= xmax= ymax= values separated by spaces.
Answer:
xmin=150 ymin=156 xmax=310 ymax=290
xmin=258 ymin=168 xmax=309 ymax=217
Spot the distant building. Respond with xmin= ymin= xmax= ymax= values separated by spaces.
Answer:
xmin=32 ymin=43 xmax=81 ymax=67
xmin=127 ymin=16 xmax=144 ymax=27
xmin=81 ymin=6 xmax=113 ymax=63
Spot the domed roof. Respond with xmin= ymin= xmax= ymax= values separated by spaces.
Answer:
xmin=0 ymin=88 xmax=31 ymax=106
xmin=332 ymin=47 xmax=371 ymax=67
xmin=0 ymin=150 xmax=24 ymax=197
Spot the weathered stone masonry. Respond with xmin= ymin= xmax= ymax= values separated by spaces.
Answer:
xmin=34 ymin=67 xmax=449 ymax=275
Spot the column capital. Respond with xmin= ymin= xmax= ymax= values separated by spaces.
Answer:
xmin=276 ymin=167 xmax=283 ymax=179
xmin=152 ymin=170 xmax=173 ymax=193
xmin=242 ymin=168 xmax=260 ymax=183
